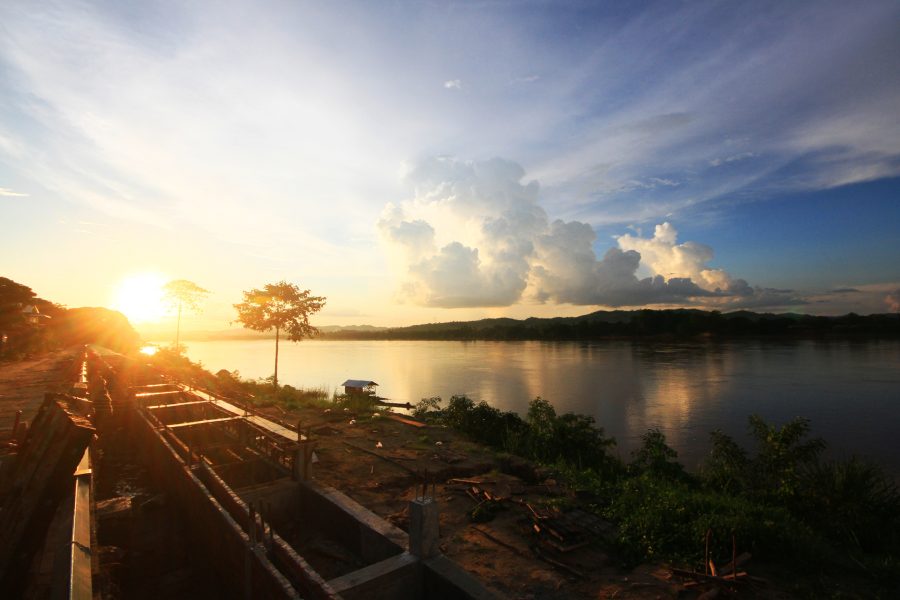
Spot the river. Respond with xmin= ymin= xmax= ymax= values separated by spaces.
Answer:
xmin=177 ymin=338 xmax=900 ymax=474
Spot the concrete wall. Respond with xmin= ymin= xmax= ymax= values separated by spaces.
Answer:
xmin=297 ymin=480 xmax=408 ymax=565
xmin=133 ymin=412 xmax=301 ymax=600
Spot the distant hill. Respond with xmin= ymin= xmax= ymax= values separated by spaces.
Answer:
xmin=140 ymin=324 xmax=389 ymax=342
xmin=319 ymin=309 xmax=900 ymax=341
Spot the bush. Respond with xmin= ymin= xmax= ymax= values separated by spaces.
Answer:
xmin=799 ymin=457 xmax=900 ymax=553
xmin=412 ymin=396 xmax=442 ymax=419
xmin=438 ymin=395 xmax=619 ymax=476
xmin=607 ymin=473 xmax=812 ymax=565
xmin=629 ymin=428 xmax=688 ymax=481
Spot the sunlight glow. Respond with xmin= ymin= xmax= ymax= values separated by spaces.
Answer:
xmin=113 ymin=273 xmax=167 ymax=323
xmin=139 ymin=344 xmax=159 ymax=356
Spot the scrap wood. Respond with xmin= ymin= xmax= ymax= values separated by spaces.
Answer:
xmin=543 ymin=537 xmax=591 ymax=553
xmin=383 ymin=413 xmax=426 ymax=428
xmin=671 ymin=568 xmax=748 ymax=585
xmin=531 ymin=546 xmax=585 ymax=579
xmin=471 ymin=526 xmax=528 ymax=557
xmin=683 ymin=572 xmax=748 ymax=587
xmin=510 ymin=498 xmax=544 ymax=519
xmin=719 ymin=552 xmax=752 ymax=576
xmin=448 ymin=477 xmax=495 ymax=485
xmin=341 ymin=441 xmax=417 ymax=475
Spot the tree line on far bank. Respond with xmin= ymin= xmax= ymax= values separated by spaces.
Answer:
xmin=322 ymin=308 xmax=900 ymax=341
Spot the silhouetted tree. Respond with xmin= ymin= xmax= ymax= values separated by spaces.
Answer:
xmin=163 ymin=279 xmax=209 ymax=351
xmin=233 ymin=281 xmax=325 ymax=389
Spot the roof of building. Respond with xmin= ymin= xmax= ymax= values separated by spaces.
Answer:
xmin=341 ymin=379 xmax=378 ymax=388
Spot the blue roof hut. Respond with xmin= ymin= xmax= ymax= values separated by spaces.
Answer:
xmin=341 ymin=379 xmax=378 ymax=396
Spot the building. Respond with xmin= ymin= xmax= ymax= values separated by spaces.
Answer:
xmin=341 ymin=379 xmax=378 ymax=396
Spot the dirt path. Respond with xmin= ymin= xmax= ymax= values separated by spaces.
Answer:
xmin=0 ymin=348 xmax=80 ymax=435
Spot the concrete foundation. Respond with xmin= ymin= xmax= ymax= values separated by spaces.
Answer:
xmin=409 ymin=498 xmax=440 ymax=559
xmin=85 ymin=348 xmax=502 ymax=600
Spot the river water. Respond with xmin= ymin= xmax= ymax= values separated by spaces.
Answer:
xmin=178 ymin=338 xmax=900 ymax=474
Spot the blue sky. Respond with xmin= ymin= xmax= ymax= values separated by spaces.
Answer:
xmin=1 ymin=1 xmax=898 ymax=328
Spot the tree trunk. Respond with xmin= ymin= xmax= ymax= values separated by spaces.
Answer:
xmin=175 ymin=301 xmax=182 ymax=352
xmin=274 ymin=326 xmax=280 ymax=390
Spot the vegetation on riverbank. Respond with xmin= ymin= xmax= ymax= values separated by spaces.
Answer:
xmin=323 ymin=308 xmax=900 ymax=341
xmin=141 ymin=347 xmax=338 ymax=411
xmin=138 ymin=346 xmax=900 ymax=594
xmin=413 ymin=395 xmax=900 ymax=596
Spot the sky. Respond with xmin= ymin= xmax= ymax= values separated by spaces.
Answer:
xmin=1 ymin=0 xmax=899 ymax=332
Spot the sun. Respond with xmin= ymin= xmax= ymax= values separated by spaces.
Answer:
xmin=112 ymin=273 xmax=168 ymax=323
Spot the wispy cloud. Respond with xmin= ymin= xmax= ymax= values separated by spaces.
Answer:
xmin=1 ymin=1 xmax=897 ymax=320
xmin=0 ymin=186 xmax=28 ymax=197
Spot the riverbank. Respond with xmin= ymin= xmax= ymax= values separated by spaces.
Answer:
xmin=6 ymin=347 xmax=893 ymax=597
xmin=147 ymin=348 xmax=900 ymax=598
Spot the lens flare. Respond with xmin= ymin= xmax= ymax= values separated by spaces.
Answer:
xmin=113 ymin=273 xmax=167 ymax=323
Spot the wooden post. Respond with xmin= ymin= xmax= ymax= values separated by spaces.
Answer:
xmin=732 ymin=533 xmax=737 ymax=581
xmin=705 ymin=529 xmax=711 ymax=575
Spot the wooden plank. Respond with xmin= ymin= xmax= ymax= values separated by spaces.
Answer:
xmin=175 ymin=385 xmax=304 ymax=441
xmin=384 ymin=414 xmax=426 ymax=428
xmin=167 ymin=416 xmax=243 ymax=429
xmin=146 ymin=399 xmax=211 ymax=410
xmin=135 ymin=390 xmax=183 ymax=399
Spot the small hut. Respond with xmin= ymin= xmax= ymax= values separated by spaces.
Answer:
xmin=341 ymin=379 xmax=378 ymax=396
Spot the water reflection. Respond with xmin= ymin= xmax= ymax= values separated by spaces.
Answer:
xmin=180 ymin=338 xmax=900 ymax=475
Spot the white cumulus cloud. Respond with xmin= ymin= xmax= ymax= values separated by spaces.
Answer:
xmin=380 ymin=157 xmax=803 ymax=310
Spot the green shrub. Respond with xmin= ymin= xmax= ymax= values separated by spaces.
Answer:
xmin=607 ymin=473 xmax=811 ymax=565
xmin=629 ymin=428 xmax=689 ymax=482
xmin=798 ymin=457 xmax=900 ymax=553
xmin=412 ymin=396 xmax=442 ymax=419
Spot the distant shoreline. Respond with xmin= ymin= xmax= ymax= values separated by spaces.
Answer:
xmin=143 ymin=308 xmax=900 ymax=343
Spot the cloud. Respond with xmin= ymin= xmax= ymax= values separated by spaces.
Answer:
xmin=380 ymin=156 xmax=802 ymax=309
xmin=886 ymin=289 xmax=900 ymax=313
xmin=379 ymin=157 xmax=543 ymax=307
xmin=443 ymin=79 xmax=462 ymax=90
xmin=0 ymin=186 xmax=28 ymax=197
xmin=709 ymin=153 xmax=756 ymax=167
xmin=530 ymin=221 xmax=717 ymax=306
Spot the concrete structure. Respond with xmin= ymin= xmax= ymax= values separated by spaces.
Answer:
xmin=100 ymin=351 xmax=496 ymax=598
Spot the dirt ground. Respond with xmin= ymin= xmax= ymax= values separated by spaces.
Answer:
xmin=256 ymin=403 xmax=783 ymax=600
xmin=0 ymin=348 xmax=80 ymax=437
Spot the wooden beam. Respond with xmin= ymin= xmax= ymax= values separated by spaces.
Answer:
xmin=146 ymin=399 xmax=212 ymax=410
xmin=167 ymin=416 xmax=243 ymax=429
